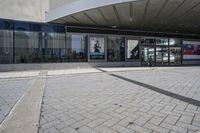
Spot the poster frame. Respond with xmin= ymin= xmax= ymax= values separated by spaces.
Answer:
xmin=88 ymin=35 xmax=107 ymax=62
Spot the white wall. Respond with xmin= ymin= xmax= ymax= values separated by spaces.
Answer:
xmin=49 ymin=0 xmax=79 ymax=10
xmin=0 ymin=0 xmax=49 ymax=22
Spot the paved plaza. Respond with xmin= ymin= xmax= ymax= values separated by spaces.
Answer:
xmin=0 ymin=67 xmax=200 ymax=133
xmin=0 ymin=77 xmax=33 ymax=124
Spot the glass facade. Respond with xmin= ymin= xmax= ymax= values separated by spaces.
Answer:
xmin=66 ymin=34 xmax=87 ymax=62
xmin=0 ymin=19 xmax=199 ymax=66
xmin=15 ymin=31 xmax=41 ymax=63
xmin=107 ymin=36 xmax=125 ymax=61
xmin=0 ymin=30 xmax=13 ymax=64
xmin=42 ymin=25 xmax=66 ymax=62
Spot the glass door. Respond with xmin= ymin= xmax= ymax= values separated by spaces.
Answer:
xmin=141 ymin=47 xmax=155 ymax=66
xmin=156 ymin=47 xmax=169 ymax=65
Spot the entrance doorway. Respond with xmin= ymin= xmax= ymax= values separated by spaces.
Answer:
xmin=156 ymin=47 xmax=169 ymax=65
xmin=141 ymin=47 xmax=155 ymax=66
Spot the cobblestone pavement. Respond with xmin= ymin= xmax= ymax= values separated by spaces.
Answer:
xmin=39 ymin=67 xmax=200 ymax=133
xmin=116 ymin=67 xmax=200 ymax=101
xmin=0 ymin=78 xmax=33 ymax=124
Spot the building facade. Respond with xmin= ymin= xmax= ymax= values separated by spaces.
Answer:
xmin=0 ymin=0 xmax=200 ymax=71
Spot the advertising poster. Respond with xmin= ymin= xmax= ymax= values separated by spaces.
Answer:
xmin=183 ymin=41 xmax=200 ymax=60
xmin=89 ymin=37 xmax=105 ymax=60
xmin=127 ymin=40 xmax=139 ymax=59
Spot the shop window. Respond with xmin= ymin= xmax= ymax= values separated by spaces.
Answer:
xmin=156 ymin=47 xmax=169 ymax=65
xmin=141 ymin=38 xmax=155 ymax=45
xmin=169 ymin=47 xmax=181 ymax=65
xmin=88 ymin=36 xmax=105 ymax=61
xmin=66 ymin=34 xmax=87 ymax=62
xmin=169 ymin=38 xmax=181 ymax=46
xmin=15 ymin=31 xmax=41 ymax=63
xmin=0 ymin=30 xmax=13 ymax=64
xmin=126 ymin=39 xmax=139 ymax=60
xmin=107 ymin=36 xmax=125 ymax=61
xmin=42 ymin=25 xmax=66 ymax=62
xmin=42 ymin=32 xmax=66 ymax=62
xmin=156 ymin=38 xmax=168 ymax=46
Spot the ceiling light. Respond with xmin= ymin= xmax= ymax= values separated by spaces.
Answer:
xmin=112 ymin=25 xmax=117 ymax=28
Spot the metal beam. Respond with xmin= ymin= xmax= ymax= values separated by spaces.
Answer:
xmin=140 ymin=0 xmax=150 ymax=30
xmin=149 ymin=0 xmax=169 ymax=30
xmin=97 ymin=8 xmax=109 ymax=25
xmin=113 ymin=5 xmax=121 ymax=24
xmin=83 ymin=12 xmax=98 ymax=25
xmin=157 ymin=0 xmax=187 ymax=32
xmin=70 ymin=15 xmax=83 ymax=24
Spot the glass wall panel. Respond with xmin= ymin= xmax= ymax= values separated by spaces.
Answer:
xmin=42 ymin=32 xmax=66 ymax=62
xmin=66 ymin=34 xmax=87 ymax=62
xmin=141 ymin=47 xmax=155 ymax=66
xmin=107 ymin=36 xmax=125 ymax=61
xmin=169 ymin=38 xmax=181 ymax=46
xmin=141 ymin=38 xmax=155 ymax=45
xmin=15 ymin=31 xmax=41 ymax=63
xmin=169 ymin=47 xmax=181 ymax=65
xmin=0 ymin=30 xmax=13 ymax=64
xmin=156 ymin=38 xmax=168 ymax=46
xmin=156 ymin=47 xmax=169 ymax=65
xmin=126 ymin=39 xmax=139 ymax=60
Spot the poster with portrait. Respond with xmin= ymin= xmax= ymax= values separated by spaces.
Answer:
xmin=183 ymin=41 xmax=200 ymax=60
xmin=89 ymin=37 xmax=105 ymax=60
xmin=126 ymin=40 xmax=139 ymax=59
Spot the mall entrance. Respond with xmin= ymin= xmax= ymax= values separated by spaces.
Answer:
xmin=141 ymin=47 xmax=155 ymax=66
xmin=141 ymin=38 xmax=182 ymax=66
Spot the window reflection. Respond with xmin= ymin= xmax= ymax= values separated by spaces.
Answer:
xmin=141 ymin=38 xmax=155 ymax=45
xmin=156 ymin=38 xmax=168 ymax=46
xmin=42 ymin=32 xmax=65 ymax=62
xmin=156 ymin=47 xmax=169 ymax=65
xmin=169 ymin=38 xmax=181 ymax=46
xmin=107 ymin=36 xmax=125 ymax=61
xmin=169 ymin=47 xmax=181 ymax=65
xmin=0 ymin=30 xmax=13 ymax=64
xmin=67 ymin=34 xmax=87 ymax=62
xmin=15 ymin=31 xmax=41 ymax=63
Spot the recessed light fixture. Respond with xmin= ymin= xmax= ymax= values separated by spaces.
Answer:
xmin=112 ymin=25 xmax=117 ymax=28
xmin=129 ymin=17 xmax=133 ymax=22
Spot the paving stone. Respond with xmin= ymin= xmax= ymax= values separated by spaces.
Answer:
xmin=78 ymin=126 xmax=99 ymax=133
xmin=160 ymin=122 xmax=188 ymax=133
xmin=102 ymin=118 xmax=121 ymax=127
xmin=163 ymin=115 xmax=180 ymax=125
xmin=61 ymin=127 xmax=79 ymax=133
xmin=144 ymin=123 xmax=170 ymax=133
xmin=39 ymin=68 xmax=200 ymax=133
xmin=96 ymin=113 xmax=112 ymax=120
xmin=128 ymin=124 xmax=152 ymax=133
xmin=178 ymin=114 xmax=193 ymax=124
xmin=112 ymin=124 xmax=135 ymax=133
xmin=95 ymin=125 xmax=117 ymax=133
xmin=176 ymin=122 xmax=200 ymax=131
xmin=134 ymin=116 xmax=151 ymax=126
xmin=87 ymin=118 xmax=106 ymax=128
xmin=71 ymin=119 xmax=91 ymax=129
xmin=149 ymin=116 xmax=166 ymax=125
xmin=0 ymin=78 xmax=33 ymax=124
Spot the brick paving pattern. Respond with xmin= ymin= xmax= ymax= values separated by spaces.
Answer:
xmin=39 ymin=67 xmax=200 ymax=133
xmin=0 ymin=78 xmax=33 ymax=124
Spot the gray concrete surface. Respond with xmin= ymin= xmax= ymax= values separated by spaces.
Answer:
xmin=0 ymin=67 xmax=199 ymax=133
xmin=0 ymin=71 xmax=46 ymax=133
xmin=0 ymin=78 xmax=33 ymax=124
xmin=39 ymin=67 xmax=200 ymax=133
